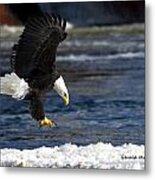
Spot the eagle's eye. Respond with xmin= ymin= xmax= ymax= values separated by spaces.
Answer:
xmin=64 ymin=92 xmax=67 ymax=97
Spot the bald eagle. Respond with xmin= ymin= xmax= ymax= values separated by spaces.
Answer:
xmin=0 ymin=14 xmax=69 ymax=127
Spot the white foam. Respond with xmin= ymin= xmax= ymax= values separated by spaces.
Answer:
xmin=0 ymin=23 xmax=73 ymax=38
xmin=57 ymin=54 xmax=102 ymax=61
xmin=1 ymin=142 xmax=145 ymax=169
xmin=57 ymin=52 xmax=144 ymax=62
xmin=0 ymin=25 xmax=24 ymax=37
xmin=106 ymin=52 xmax=144 ymax=60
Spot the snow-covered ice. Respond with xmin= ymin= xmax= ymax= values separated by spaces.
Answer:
xmin=1 ymin=142 xmax=145 ymax=170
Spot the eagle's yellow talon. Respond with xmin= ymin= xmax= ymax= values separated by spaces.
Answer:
xmin=39 ymin=117 xmax=56 ymax=128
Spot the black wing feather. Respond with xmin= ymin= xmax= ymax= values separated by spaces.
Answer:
xmin=62 ymin=18 xmax=66 ymax=31
xmin=11 ymin=14 xmax=67 ymax=79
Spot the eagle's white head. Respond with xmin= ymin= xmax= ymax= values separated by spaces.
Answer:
xmin=53 ymin=75 xmax=69 ymax=105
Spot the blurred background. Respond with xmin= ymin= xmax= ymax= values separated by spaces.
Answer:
xmin=0 ymin=1 xmax=144 ymax=26
xmin=0 ymin=1 xmax=145 ymax=149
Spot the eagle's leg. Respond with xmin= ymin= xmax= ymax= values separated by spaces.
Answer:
xmin=29 ymin=93 xmax=56 ymax=128
xmin=39 ymin=117 xmax=56 ymax=128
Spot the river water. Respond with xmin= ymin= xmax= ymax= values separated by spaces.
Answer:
xmin=0 ymin=24 xmax=144 ymax=149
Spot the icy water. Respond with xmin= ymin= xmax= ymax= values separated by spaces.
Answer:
xmin=0 ymin=24 xmax=145 ymax=149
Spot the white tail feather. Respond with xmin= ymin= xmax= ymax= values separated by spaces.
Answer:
xmin=0 ymin=72 xmax=29 ymax=100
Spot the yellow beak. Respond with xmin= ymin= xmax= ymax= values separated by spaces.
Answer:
xmin=63 ymin=95 xmax=69 ymax=106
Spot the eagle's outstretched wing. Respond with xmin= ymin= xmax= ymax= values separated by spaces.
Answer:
xmin=11 ymin=14 xmax=67 ymax=79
